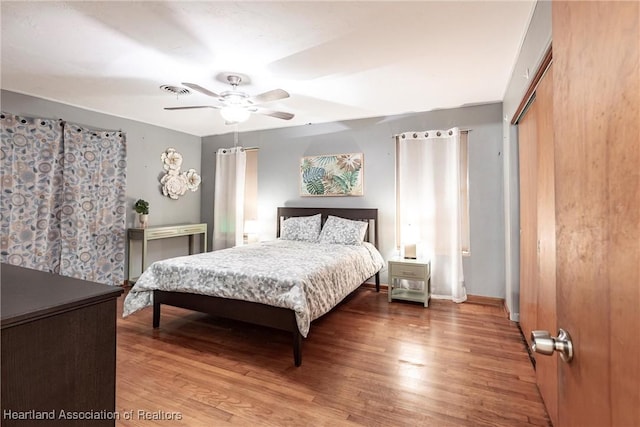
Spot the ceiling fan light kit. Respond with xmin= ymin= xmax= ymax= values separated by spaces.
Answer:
xmin=220 ymin=105 xmax=251 ymax=123
xmin=164 ymin=74 xmax=294 ymax=124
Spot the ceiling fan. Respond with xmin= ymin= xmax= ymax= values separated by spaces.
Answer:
xmin=165 ymin=75 xmax=294 ymax=124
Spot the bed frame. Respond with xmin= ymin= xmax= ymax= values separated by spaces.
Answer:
xmin=152 ymin=207 xmax=381 ymax=366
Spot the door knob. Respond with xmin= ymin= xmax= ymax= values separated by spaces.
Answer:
xmin=531 ymin=329 xmax=574 ymax=363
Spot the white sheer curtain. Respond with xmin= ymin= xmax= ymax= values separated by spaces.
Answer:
xmin=396 ymin=128 xmax=467 ymax=302
xmin=213 ymin=147 xmax=246 ymax=250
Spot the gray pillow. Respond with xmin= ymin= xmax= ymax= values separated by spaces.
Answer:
xmin=280 ymin=214 xmax=321 ymax=242
xmin=318 ymin=215 xmax=368 ymax=245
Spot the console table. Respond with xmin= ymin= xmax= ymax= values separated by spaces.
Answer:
xmin=127 ymin=223 xmax=207 ymax=284
xmin=1 ymin=264 xmax=123 ymax=426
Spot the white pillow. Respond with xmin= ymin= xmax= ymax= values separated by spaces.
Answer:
xmin=280 ymin=214 xmax=321 ymax=242
xmin=318 ymin=215 xmax=368 ymax=245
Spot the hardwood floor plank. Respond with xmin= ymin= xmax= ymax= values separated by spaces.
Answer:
xmin=116 ymin=288 xmax=550 ymax=426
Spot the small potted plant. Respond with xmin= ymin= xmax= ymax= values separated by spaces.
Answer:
xmin=134 ymin=199 xmax=149 ymax=228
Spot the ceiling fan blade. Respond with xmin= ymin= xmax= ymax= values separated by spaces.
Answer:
xmin=249 ymin=89 xmax=290 ymax=105
xmin=253 ymin=107 xmax=295 ymax=120
xmin=181 ymin=82 xmax=221 ymax=98
xmin=164 ymin=105 xmax=221 ymax=110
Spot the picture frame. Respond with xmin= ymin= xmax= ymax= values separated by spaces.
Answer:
xmin=300 ymin=152 xmax=364 ymax=197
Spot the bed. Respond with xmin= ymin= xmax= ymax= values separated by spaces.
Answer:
xmin=123 ymin=207 xmax=383 ymax=366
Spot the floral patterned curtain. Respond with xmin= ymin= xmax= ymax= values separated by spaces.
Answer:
xmin=0 ymin=114 xmax=65 ymax=272
xmin=1 ymin=113 xmax=127 ymax=286
xmin=59 ymin=123 xmax=127 ymax=285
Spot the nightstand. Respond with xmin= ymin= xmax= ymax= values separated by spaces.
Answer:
xmin=388 ymin=257 xmax=431 ymax=307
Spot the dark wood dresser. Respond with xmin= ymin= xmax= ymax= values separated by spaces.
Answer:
xmin=1 ymin=264 xmax=123 ymax=426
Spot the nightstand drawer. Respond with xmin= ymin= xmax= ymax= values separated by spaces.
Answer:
xmin=389 ymin=262 xmax=429 ymax=280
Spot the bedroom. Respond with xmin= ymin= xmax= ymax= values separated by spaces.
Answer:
xmin=1 ymin=1 xmax=638 ymax=426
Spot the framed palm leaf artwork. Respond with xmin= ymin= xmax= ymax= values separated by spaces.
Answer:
xmin=300 ymin=153 xmax=364 ymax=196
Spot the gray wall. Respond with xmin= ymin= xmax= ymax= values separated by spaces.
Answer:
xmin=501 ymin=0 xmax=552 ymax=320
xmin=2 ymin=90 xmax=508 ymax=298
xmin=202 ymin=103 xmax=506 ymax=298
xmin=1 ymin=90 xmax=203 ymax=274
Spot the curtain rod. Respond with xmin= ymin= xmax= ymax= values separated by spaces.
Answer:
xmin=392 ymin=128 xmax=472 ymax=138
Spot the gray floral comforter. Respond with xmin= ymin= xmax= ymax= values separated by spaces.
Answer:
xmin=122 ymin=239 xmax=384 ymax=337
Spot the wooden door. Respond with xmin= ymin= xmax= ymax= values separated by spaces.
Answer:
xmin=552 ymin=1 xmax=639 ymax=425
xmin=518 ymin=91 xmax=538 ymax=349
xmin=534 ymin=65 xmax=558 ymax=426
xmin=518 ymin=64 xmax=558 ymax=425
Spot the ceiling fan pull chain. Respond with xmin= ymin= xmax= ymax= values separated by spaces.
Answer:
xmin=234 ymin=124 xmax=239 ymax=147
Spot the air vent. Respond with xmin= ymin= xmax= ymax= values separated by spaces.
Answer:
xmin=159 ymin=85 xmax=191 ymax=96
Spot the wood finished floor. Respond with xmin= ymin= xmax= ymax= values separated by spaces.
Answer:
xmin=116 ymin=288 xmax=550 ymax=426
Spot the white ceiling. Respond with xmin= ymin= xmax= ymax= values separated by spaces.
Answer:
xmin=1 ymin=1 xmax=535 ymax=137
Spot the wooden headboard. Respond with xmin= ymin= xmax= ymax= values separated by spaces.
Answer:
xmin=276 ymin=207 xmax=379 ymax=249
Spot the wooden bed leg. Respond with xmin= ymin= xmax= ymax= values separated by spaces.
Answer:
xmin=153 ymin=301 xmax=160 ymax=328
xmin=293 ymin=331 xmax=302 ymax=367
xmin=375 ymin=272 xmax=380 ymax=292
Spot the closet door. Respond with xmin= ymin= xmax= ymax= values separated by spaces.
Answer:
xmin=533 ymin=65 xmax=557 ymax=426
xmin=518 ymin=64 xmax=557 ymax=425
xmin=518 ymin=92 xmax=539 ymax=349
